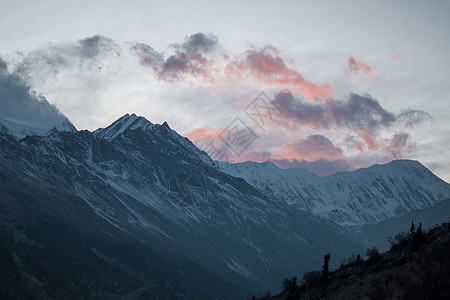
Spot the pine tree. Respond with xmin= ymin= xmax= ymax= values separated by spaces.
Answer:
xmin=410 ymin=221 xmax=416 ymax=236
xmin=414 ymin=222 xmax=425 ymax=245
xmin=322 ymin=253 xmax=331 ymax=285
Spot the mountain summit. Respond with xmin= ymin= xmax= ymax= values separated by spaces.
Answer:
xmin=217 ymin=160 xmax=450 ymax=226
xmin=1 ymin=113 xmax=449 ymax=299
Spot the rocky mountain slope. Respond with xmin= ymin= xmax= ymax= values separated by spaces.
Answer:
xmin=1 ymin=113 xmax=449 ymax=299
xmin=0 ymin=114 xmax=361 ymax=299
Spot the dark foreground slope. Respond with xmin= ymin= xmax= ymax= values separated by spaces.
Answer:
xmin=267 ymin=222 xmax=450 ymax=300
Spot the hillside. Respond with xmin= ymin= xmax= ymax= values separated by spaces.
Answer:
xmin=264 ymin=222 xmax=450 ymax=300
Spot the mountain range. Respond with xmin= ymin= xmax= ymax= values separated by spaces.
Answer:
xmin=1 ymin=113 xmax=449 ymax=299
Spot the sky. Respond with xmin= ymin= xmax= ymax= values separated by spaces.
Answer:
xmin=1 ymin=0 xmax=450 ymax=182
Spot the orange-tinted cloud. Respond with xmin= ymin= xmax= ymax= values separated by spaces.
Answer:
xmin=130 ymin=34 xmax=333 ymax=94
xmin=348 ymin=55 xmax=374 ymax=78
xmin=225 ymin=47 xmax=332 ymax=99
xmin=276 ymin=135 xmax=344 ymax=162
xmin=184 ymin=126 xmax=222 ymax=145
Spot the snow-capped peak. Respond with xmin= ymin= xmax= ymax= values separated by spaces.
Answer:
xmin=0 ymin=117 xmax=76 ymax=139
xmin=94 ymin=113 xmax=157 ymax=141
xmin=217 ymin=159 xmax=450 ymax=226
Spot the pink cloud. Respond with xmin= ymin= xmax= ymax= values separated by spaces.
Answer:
xmin=184 ymin=126 xmax=222 ymax=145
xmin=348 ymin=55 xmax=374 ymax=78
xmin=225 ymin=47 xmax=333 ymax=99
xmin=276 ymin=135 xmax=344 ymax=162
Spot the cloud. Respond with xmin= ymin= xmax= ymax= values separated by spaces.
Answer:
xmin=4 ymin=34 xmax=434 ymax=179
xmin=225 ymin=46 xmax=332 ymax=99
xmin=397 ymin=108 xmax=432 ymax=127
xmin=159 ymin=32 xmax=218 ymax=81
xmin=273 ymin=89 xmax=327 ymax=129
xmin=328 ymin=93 xmax=396 ymax=129
xmin=184 ymin=126 xmax=222 ymax=145
xmin=78 ymin=35 xmax=122 ymax=59
xmin=14 ymin=35 xmax=123 ymax=85
xmin=0 ymin=57 xmax=70 ymax=129
xmin=348 ymin=55 xmax=374 ymax=78
xmin=277 ymin=134 xmax=344 ymax=162
xmin=273 ymin=90 xmax=430 ymax=150
xmin=129 ymin=42 xmax=163 ymax=69
xmin=383 ymin=133 xmax=413 ymax=158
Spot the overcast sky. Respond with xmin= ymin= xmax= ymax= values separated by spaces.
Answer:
xmin=1 ymin=0 xmax=449 ymax=182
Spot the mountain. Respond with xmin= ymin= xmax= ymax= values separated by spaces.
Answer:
xmin=360 ymin=198 xmax=450 ymax=251
xmin=0 ymin=117 xmax=76 ymax=139
xmin=216 ymin=160 xmax=450 ymax=226
xmin=0 ymin=113 xmax=362 ymax=299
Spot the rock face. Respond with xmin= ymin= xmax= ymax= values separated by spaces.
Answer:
xmin=217 ymin=160 xmax=450 ymax=226
xmin=0 ymin=114 xmax=362 ymax=299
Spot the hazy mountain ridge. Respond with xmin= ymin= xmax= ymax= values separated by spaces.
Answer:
xmin=216 ymin=160 xmax=450 ymax=226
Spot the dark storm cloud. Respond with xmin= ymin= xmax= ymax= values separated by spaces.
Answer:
xmin=0 ymin=58 xmax=69 ymax=129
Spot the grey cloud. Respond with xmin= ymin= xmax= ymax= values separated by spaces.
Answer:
xmin=130 ymin=43 xmax=163 ymax=69
xmin=15 ymin=35 xmax=122 ymax=78
xmin=397 ymin=108 xmax=432 ymax=127
xmin=273 ymin=90 xmax=430 ymax=132
xmin=159 ymin=33 xmax=218 ymax=80
xmin=0 ymin=58 xmax=70 ymax=129
xmin=78 ymin=35 xmax=122 ymax=58
xmin=328 ymin=93 xmax=396 ymax=130
xmin=178 ymin=32 xmax=218 ymax=54
xmin=273 ymin=90 xmax=327 ymax=128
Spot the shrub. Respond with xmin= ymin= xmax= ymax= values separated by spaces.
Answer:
xmin=301 ymin=270 xmax=321 ymax=286
xmin=366 ymin=247 xmax=380 ymax=262
xmin=413 ymin=223 xmax=425 ymax=245
xmin=388 ymin=231 xmax=410 ymax=250
xmin=282 ymin=276 xmax=297 ymax=293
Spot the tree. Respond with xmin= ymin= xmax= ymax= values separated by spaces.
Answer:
xmin=410 ymin=221 xmax=416 ymax=236
xmin=282 ymin=276 xmax=297 ymax=295
xmin=414 ymin=222 xmax=425 ymax=245
xmin=322 ymin=253 xmax=331 ymax=285
xmin=356 ymin=254 xmax=363 ymax=265
xmin=366 ymin=247 xmax=380 ymax=262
